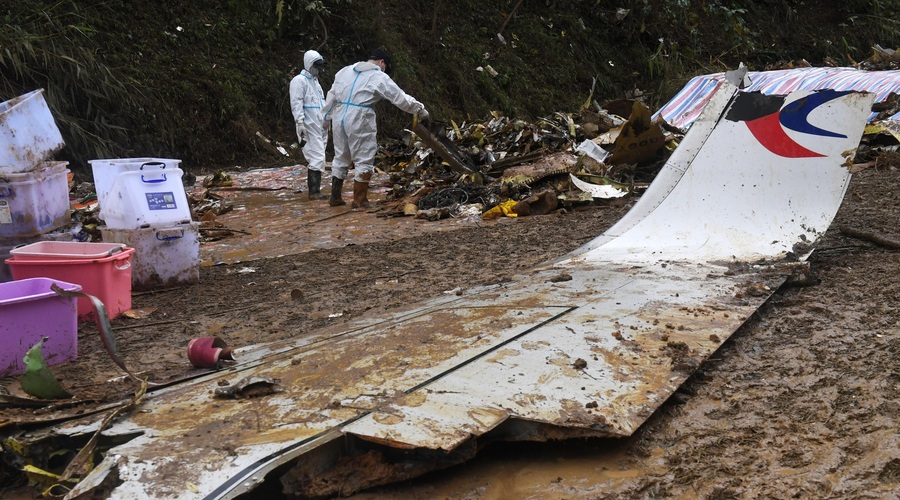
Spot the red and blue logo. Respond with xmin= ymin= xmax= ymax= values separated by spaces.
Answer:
xmin=725 ymin=89 xmax=852 ymax=158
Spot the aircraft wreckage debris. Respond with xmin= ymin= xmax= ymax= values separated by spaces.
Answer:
xmin=0 ymin=67 xmax=881 ymax=499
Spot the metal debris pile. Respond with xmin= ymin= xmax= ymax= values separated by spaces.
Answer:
xmin=373 ymin=99 xmax=677 ymax=220
xmin=374 ymin=60 xmax=900 ymax=221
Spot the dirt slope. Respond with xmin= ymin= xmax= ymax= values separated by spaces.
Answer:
xmin=6 ymin=2 xmax=898 ymax=170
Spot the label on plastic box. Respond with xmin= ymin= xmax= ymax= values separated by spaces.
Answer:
xmin=0 ymin=200 xmax=10 ymax=224
xmin=145 ymin=192 xmax=178 ymax=210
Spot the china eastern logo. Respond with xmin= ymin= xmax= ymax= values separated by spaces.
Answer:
xmin=725 ymin=89 xmax=852 ymax=158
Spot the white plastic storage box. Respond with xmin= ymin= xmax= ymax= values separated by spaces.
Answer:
xmin=0 ymin=89 xmax=65 ymax=173
xmin=0 ymin=277 xmax=81 ymax=377
xmin=89 ymin=158 xmax=181 ymax=220
xmin=0 ymin=161 xmax=71 ymax=238
xmin=101 ymin=221 xmax=200 ymax=290
xmin=100 ymin=167 xmax=192 ymax=229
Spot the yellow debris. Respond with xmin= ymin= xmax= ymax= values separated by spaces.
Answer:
xmin=481 ymin=199 xmax=519 ymax=219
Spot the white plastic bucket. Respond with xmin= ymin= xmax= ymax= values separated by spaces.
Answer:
xmin=100 ymin=168 xmax=192 ymax=229
xmin=0 ymin=90 xmax=65 ymax=173
xmin=89 ymin=158 xmax=182 ymax=219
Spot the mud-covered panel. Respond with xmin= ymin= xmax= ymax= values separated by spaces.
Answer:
xmin=56 ymin=304 xmax=567 ymax=497
xmin=345 ymin=394 xmax=509 ymax=451
xmin=341 ymin=260 xmax=775 ymax=449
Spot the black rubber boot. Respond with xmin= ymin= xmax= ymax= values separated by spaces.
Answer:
xmin=307 ymin=170 xmax=324 ymax=200
xmin=329 ymin=177 xmax=346 ymax=206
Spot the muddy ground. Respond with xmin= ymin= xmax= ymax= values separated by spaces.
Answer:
xmin=2 ymin=165 xmax=899 ymax=498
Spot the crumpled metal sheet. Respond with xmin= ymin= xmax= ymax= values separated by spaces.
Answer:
xmin=57 ymin=259 xmax=781 ymax=499
xmin=499 ymin=151 xmax=578 ymax=187
xmin=569 ymin=173 xmax=628 ymax=199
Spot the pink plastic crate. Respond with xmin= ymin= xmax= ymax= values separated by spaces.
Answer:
xmin=0 ymin=277 xmax=81 ymax=377
xmin=6 ymin=247 xmax=135 ymax=321
xmin=11 ymin=241 xmax=127 ymax=259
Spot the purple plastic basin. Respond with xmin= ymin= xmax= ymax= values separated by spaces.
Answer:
xmin=0 ymin=277 xmax=81 ymax=377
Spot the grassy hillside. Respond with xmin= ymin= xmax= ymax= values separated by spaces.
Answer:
xmin=2 ymin=0 xmax=898 ymax=175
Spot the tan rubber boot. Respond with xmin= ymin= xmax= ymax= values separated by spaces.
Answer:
xmin=351 ymin=172 xmax=371 ymax=209
xmin=329 ymin=177 xmax=346 ymax=206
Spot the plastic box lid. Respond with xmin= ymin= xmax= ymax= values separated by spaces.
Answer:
xmin=101 ymin=168 xmax=192 ymax=229
xmin=89 ymin=158 xmax=181 ymax=216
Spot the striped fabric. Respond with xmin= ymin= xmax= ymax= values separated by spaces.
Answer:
xmin=653 ymin=67 xmax=900 ymax=130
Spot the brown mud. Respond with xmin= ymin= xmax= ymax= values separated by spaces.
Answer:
xmin=2 ymin=166 xmax=899 ymax=498
xmin=347 ymin=167 xmax=900 ymax=498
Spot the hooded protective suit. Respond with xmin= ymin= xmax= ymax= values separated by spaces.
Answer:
xmin=289 ymin=50 xmax=327 ymax=172
xmin=323 ymin=61 xmax=424 ymax=181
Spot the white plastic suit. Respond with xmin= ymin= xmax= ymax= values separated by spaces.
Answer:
xmin=322 ymin=61 xmax=424 ymax=181
xmin=289 ymin=50 xmax=327 ymax=173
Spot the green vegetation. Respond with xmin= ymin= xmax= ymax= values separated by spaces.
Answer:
xmin=1 ymin=0 xmax=898 ymax=174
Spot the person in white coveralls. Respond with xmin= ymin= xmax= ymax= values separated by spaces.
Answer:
xmin=289 ymin=49 xmax=328 ymax=199
xmin=322 ymin=48 xmax=429 ymax=207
